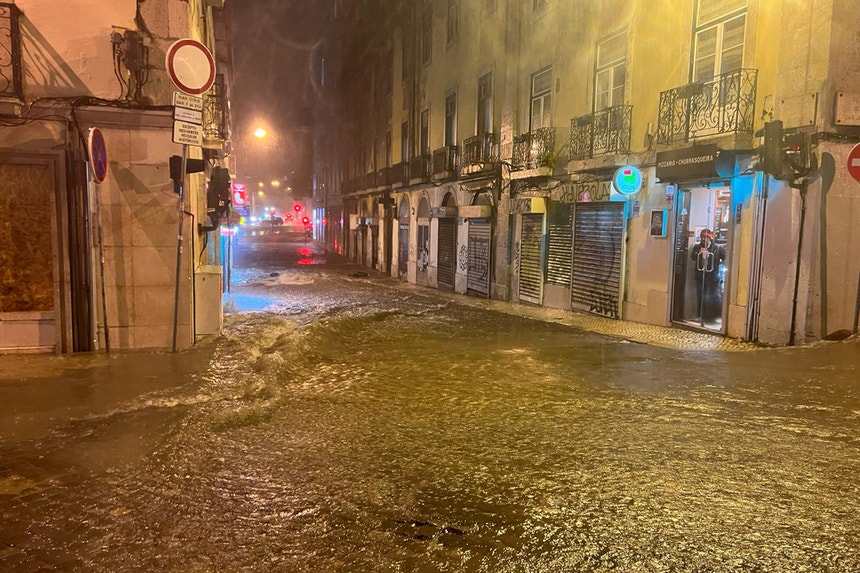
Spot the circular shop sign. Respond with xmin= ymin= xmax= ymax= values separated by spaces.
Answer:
xmin=88 ymin=127 xmax=108 ymax=183
xmin=165 ymin=39 xmax=216 ymax=95
xmin=613 ymin=165 xmax=643 ymax=195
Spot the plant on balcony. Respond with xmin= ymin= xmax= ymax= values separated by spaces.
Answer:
xmin=536 ymin=150 xmax=557 ymax=170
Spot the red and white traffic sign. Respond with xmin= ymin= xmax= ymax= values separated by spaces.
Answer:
xmin=88 ymin=127 xmax=108 ymax=183
xmin=165 ymin=39 xmax=216 ymax=95
xmin=848 ymin=143 xmax=860 ymax=183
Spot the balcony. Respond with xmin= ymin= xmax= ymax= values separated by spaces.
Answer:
xmin=657 ymin=68 xmax=757 ymax=145
xmin=377 ymin=167 xmax=391 ymax=190
xmin=203 ymin=74 xmax=230 ymax=143
xmin=390 ymin=161 xmax=409 ymax=188
xmin=512 ymin=127 xmax=556 ymax=174
xmin=432 ymin=145 xmax=459 ymax=181
xmin=570 ymin=105 xmax=632 ymax=160
xmin=362 ymin=170 xmax=377 ymax=191
xmin=0 ymin=3 xmax=22 ymax=98
xmin=409 ymin=154 xmax=431 ymax=184
xmin=461 ymin=133 xmax=497 ymax=176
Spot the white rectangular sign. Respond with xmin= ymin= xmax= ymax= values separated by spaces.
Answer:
xmin=173 ymin=92 xmax=204 ymax=111
xmin=174 ymin=106 xmax=203 ymax=124
xmin=173 ymin=120 xmax=203 ymax=146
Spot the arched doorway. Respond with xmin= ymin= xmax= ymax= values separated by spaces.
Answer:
xmin=437 ymin=192 xmax=458 ymax=291
xmin=416 ymin=196 xmax=431 ymax=286
xmin=397 ymin=197 xmax=410 ymax=279
xmin=467 ymin=192 xmax=493 ymax=296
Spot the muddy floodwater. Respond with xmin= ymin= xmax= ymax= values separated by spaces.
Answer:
xmin=1 ymin=262 xmax=859 ymax=572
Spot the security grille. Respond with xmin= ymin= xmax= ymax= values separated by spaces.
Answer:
xmin=398 ymin=224 xmax=408 ymax=277
xmin=437 ymin=218 xmax=457 ymax=290
xmin=571 ymin=202 xmax=626 ymax=318
xmin=467 ymin=221 xmax=491 ymax=295
xmin=518 ymin=213 xmax=544 ymax=303
xmin=546 ymin=203 xmax=573 ymax=286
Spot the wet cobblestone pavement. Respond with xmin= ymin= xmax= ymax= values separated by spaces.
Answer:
xmin=1 ymin=247 xmax=859 ymax=572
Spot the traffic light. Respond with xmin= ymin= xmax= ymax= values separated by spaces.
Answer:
xmin=301 ymin=216 xmax=310 ymax=226
xmin=207 ymin=166 xmax=231 ymax=220
xmin=169 ymin=155 xmax=205 ymax=193
xmin=761 ymin=120 xmax=784 ymax=178
xmin=783 ymin=131 xmax=818 ymax=174
xmin=294 ymin=203 xmax=302 ymax=213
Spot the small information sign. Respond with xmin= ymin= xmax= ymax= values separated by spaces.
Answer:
xmin=173 ymin=120 xmax=203 ymax=146
xmin=173 ymin=92 xmax=204 ymax=111
xmin=174 ymin=107 xmax=203 ymax=124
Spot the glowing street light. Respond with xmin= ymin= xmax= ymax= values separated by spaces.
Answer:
xmin=253 ymin=128 xmax=267 ymax=138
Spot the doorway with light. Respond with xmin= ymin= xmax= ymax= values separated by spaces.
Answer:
xmin=670 ymin=184 xmax=732 ymax=332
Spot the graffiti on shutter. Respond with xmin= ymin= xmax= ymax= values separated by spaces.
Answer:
xmin=467 ymin=221 xmax=491 ymax=295
xmin=546 ymin=203 xmax=573 ymax=286
xmin=518 ymin=213 xmax=544 ymax=303
xmin=571 ymin=202 xmax=625 ymax=318
xmin=437 ymin=218 xmax=457 ymax=289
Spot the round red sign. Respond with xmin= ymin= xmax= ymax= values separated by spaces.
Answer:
xmin=847 ymin=143 xmax=860 ymax=183
xmin=165 ymin=39 xmax=216 ymax=95
xmin=88 ymin=127 xmax=108 ymax=183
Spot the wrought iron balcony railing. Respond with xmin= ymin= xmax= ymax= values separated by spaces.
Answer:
xmin=0 ymin=3 xmax=22 ymax=98
xmin=377 ymin=167 xmax=391 ymax=189
xmin=570 ymin=105 xmax=632 ymax=160
xmin=363 ymin=170 xmax=377 ymax=190
xmin=462 ymin=133 xmax=497 ymax=165
xmin=203 ymin=73 xmax=230 ymax=141
xmin=657 ymin=68 xmax=757 ymax=145
xmin=390 ymin=161 xmax=409 ymax=188
xmin=409 ymin=154 xmax=431 ymax=183
xmin=432 ymin=145 xmax=459 ymax=179
xmin=513 ymin=127 xmax=556 ymax=170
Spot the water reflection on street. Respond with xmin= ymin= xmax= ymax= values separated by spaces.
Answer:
xmin=1 ymin=261 xmax=858 ymax=572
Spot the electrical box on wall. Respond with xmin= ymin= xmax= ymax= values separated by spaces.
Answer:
xmin=195 ymin=265 xmax=222 ymax=338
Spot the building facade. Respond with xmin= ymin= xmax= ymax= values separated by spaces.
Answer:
xmin=312 ymin=0 xmax=860 ymax=346
xmin=0 ymin=0 xmax=233 ymax=353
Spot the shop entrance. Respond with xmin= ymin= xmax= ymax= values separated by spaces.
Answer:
xmin=671 ymin=185 xmax=731 ymax=332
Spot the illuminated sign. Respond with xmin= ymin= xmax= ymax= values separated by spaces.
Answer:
xmin=612 ymin=165 xmax=643 ymax=195
xmin=232 ymin=183 xmax=247 ymax=206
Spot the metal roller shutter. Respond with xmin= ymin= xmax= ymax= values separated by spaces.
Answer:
xmin=518 ymin=213 xmax=544 ymax=303
xmin=571 ymin=202 xmax=626 ymax=318
xmin=437 ymin=218 xmax=457 ymax=290
xmin=467 ymin=221 xmax=491 ymax=295
xmin=546 ymin=203 xmax=573 ymax=286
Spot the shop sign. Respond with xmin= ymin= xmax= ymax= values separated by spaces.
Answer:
xmin=612 ymin=165 xmax=643 ymax=195
xmin=656 ymin=143 xmax=718 ymax=181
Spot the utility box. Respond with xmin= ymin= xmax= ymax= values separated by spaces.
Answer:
xmin=195 ymin=265 xmax=223 ymax=338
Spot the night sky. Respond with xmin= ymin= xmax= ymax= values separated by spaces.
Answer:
xmin=229 ymin=0 xmax=321 ymax=197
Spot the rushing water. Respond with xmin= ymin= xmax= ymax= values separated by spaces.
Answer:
xmin=2 ymin=264 xmax=859 ymax=572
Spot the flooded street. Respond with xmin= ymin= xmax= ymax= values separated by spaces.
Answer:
xmin=2 ymin=246 xmax=859 ymax=572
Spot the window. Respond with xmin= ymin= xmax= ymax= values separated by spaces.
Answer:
xmin=401 ymin=121 xmax=409 ymax=161
xmin=477 ymin=72 xmax=493 ymax=135
xmin=595 ymin=32 xmax=626 ymax=111
xmin=447 ymin=0 xmax=459 ymax=45
xmin=420 ymin=109 xmax=430 ymax=154
xmin=445 ymin=93 xmax=457 ymax=146
xmin=402 ymin=34 xmax=409 ymax=82
xmin=530 ymin=67 xmax=552 ymax=131
xmin=385 ymin=132 xmax=392 ymax=167
xmin=421 ymin=2 xmax=433 ymax=65
xmin=693 ymin=0 xmax=746 ymax=82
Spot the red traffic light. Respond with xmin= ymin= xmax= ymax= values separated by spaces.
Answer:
xmin=301 ymin=216 xmax=309 ymax=225
xmin=293 ymin=203 xmax=302 ymax=212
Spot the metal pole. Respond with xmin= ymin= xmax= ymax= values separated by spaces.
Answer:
xmin=91 ymin=170 xmax=111 ymax=352
xmin=853 ymin=267 xmax=860 ymax=334
xmin=172 ymin=144 xmax=188 ymax=352
xmin=789 ymin=183 xmax=808 ymax=346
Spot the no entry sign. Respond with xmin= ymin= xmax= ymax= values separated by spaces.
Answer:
xmin=848 ymin=143 xmax=860 ymax=183
xmin=165 ymin=39 xmax=216 ymax=95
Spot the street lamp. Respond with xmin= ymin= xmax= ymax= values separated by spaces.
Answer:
xmin=254 ymin=128 xmax=267 ymax=138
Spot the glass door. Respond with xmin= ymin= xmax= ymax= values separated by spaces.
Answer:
xmin=671 ymin=186 xmax=731 ymax=332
